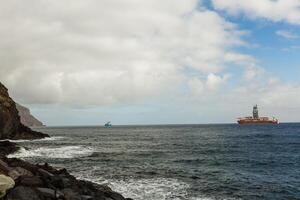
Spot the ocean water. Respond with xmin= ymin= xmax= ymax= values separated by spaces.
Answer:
xmin=8 ymin=124 xmax=300 ymax=200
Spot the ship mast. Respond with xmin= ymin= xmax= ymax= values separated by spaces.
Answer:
xmin=253 ymin=104 xmax=259 ymax=119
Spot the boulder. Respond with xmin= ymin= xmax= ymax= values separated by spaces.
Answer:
xmin=5 ymin=186 xmax=40 ymax=200
xmin=0 ymin=141 xmax=20 ymax=157
xmin=37 ymin=168 xmax=54 ymax=180
xmin=0 ymin=174 xmax=15 ymax=198
xmin=36 ymin=187 xmax=64 ymax=199
xmin=19 ymin=176 xmax=43 ymax=187
xmin=0 ymin=159 xmax=11 ymax=175
xmin=8 ymin=167 xmax=34 ymax=180
xmin=61 ymin=188 xmax=81 ymax=200
xmin=106 ymin=191 xmax=127 ymax=200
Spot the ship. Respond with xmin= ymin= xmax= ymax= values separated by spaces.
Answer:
xmin=104 ymin=121 xmax=112 ymax=127
xmin=237 ymin=105 xmax=278 ymax=124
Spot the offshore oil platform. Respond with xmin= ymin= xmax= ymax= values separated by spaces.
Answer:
xmin=237 ymin=105 xmax=278 ymax=124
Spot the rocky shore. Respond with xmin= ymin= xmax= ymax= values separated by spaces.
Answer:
xmin=0 ymin=82 xmax=131 ymax=200
xmin=0 ymin=141 xmax=131 ymax=200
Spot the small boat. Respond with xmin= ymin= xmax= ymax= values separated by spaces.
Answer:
xmin=104 ymin=122 xmax=112 ymax=127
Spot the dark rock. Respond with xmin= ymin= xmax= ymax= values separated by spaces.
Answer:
xmin=2 ymin=156 xmax=130 ymax=200
xmin=5 ymin=186 xmax=41 ymax=200
xmin=61 ymin=188 xmax=81 ymax=200
xmin=81 ymin=195 xmax=93 ymax=200
xmin=0 ymin=141 xmax=20 ymax=157
xmin=6 ymin=157 xmax=39 ymax=175
xmin=38 ymin=168 xmax=54 ymax=178
xmin=0 ymin=82 xmax=49 ymax=140
xmin=105 ymin=191 xmax=127 ymax=200
xmin=18 ymin=176 xmax=44 ymax=187
xmin=0 ymin=158 xmax=11 ymax=175
xmin=8 ymin=167 xmax=34 ymax=180
xmin=36 ymin=187 xmax=56 ymax=199
xmin=49 ymin=176 xmax=64 ymax=188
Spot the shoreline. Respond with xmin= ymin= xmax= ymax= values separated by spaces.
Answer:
xmin=0 ymin=140 xmax=131 ymax=200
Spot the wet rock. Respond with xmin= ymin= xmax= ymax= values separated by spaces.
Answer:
xmin=8 ymin=167 xmax=33 ymax=180
xmin=5 ymin=186 xmax=40 ymax=200
xmin=81 ymin=195 xmax=93 ymax=200
xmin=38 ymin=168 xmax=54 ymax=179
xmin=36 ymin=187 xmax=56 ymax=199
xmin=0 ymin=174 xmax=15 ymax=198
xmin=0 ymin=159 xmax=11 ymax=175
xmin=61 ymin=188 xmax=81 ymax=200
xmin=0 ymin=141 xmax=20 ymax=157
xmin=5 ymin=158 xmax=38 ymax=175
xmin=18 ymin=176 xmax=43 ymax=187
xmin=106 ymin=191 xmax=127 ymax=200
xmin=49 ymin=176 xmax=64 ymax=188
xmin=1 ymin=156 xmax=130 ymax=200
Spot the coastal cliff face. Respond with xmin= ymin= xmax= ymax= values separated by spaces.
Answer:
xmin=0 ymin=82 xmax=130 ymax=200
xmin=16 ymin=103 xmax=44 ymax=127
xmin=0 ymin=82 xmax=48 ymax=140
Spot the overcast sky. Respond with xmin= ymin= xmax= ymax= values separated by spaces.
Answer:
xmin=1 ymin=0 xmax=300 ymax=126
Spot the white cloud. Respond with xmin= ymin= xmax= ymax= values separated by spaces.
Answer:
xmin=206 ymin=73 xmax=230 ymax=90
xmin=211 ymin=0 xmax=300 ymax=25
xmin=0 ymin=0 xmax=249 ymax=106
xmin=3 ymin=0 xmax=300 ymax=123
xmin=276 ymin=30 xmax=299 ymax=39
xmin=188 ymin=73 xmax=230 ymax=97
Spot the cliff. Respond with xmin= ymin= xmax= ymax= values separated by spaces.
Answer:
xmin=0 ymin=82 xmax=130 ymax=200
xmin=16 ymin=104 xmax=44 ymax=127
xmin=0 ymin=82 xmax=48 ymax=140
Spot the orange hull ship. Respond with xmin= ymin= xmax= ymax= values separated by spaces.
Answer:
xmin=237 ymin=105 xmax=278 ymax=125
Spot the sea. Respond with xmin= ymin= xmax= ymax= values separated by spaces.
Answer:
xmin=7 ymin=124 xmax=300 ymax=200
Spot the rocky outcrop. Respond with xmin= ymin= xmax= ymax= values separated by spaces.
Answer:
xmin=0 ymin=82 xmax=48 ymax=140
xmin=0 ymin=143 xmax=131 ymax=200
xmin=0 ymin=83 xmax=131 ymax=199
xmin=16 ymin=104 xmax=44 ymax=127
xmin=0 ymin=174 xmax=15 ymax=198
xmin=0 ymin=141 xmax=20 ymax=157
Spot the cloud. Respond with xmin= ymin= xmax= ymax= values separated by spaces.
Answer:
xmin=188 ymin=73 xmax=230 ymax=97
xmin=211 ymin=0 xmax=300 ymax=25
xmin=276 ymin=30 xmax=299 ymax=39
xmin=0 ymin=0 xmax=249 ymax=106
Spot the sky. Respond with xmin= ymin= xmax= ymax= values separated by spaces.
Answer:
xmin=1 ymin=0 xmax=300 ymax=126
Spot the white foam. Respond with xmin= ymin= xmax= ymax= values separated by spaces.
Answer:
xmin=75 ymin=172 xmax=231 ymax=200
xmin=108 ymin=178 xmax=189 ymax=200
xmin=76 ymin=174 xmax=192 ymax=200
xmin=8 ymin=145 xmax=94 ymax=159
xmin=5 ymin=136 xmax=65 ymax=143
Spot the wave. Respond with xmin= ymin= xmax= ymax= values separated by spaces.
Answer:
xmin=75 ymin=171 xmax=216 ymax=200
xmin=80 ymin=177 xmax=190 ymax=200
xmin=8 ymin=145 xmax=94 ymax=159
xmin=108 ymin=178 xmax=189 ymax=200
xmin=75 ymin=170 xmax=238 ymax=200
xmin=1 ymin=136 xmax=65 ymax=143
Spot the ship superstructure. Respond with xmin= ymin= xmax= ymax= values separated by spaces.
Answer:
xmin=237 ymin=105 xmax=278 ymax=124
